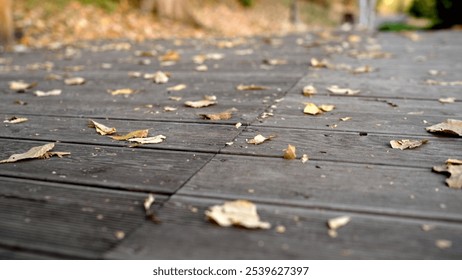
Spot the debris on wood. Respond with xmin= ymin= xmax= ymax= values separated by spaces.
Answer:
xmin=263 ymin=58 xmax=287 ymax=66
xmin=159 ymin=50 xmax=181 ymax=62
xmin=88 ymin=120 xmax=116 ymax=135
xmin=246 ymin=134 xmax=274 ymax=145
xmin=114 ymin=230 xmax=125 ymax=240
xmin=34 ymin=89 xmax=62 ymax=97
xmin=163 ymin=106 xmax=177 ymax=112
xmin=64 ymin=77 xmax=86 ymax=85
xmin=390 ymin=139 xmax=428 ymax=150
xmin=200 ymin=110 xmax=234 ymax=121
xmin=112 ymin=129 xmax=149 ymax=141
xmin=426 ymin=119 xmax=462 ymax=137
xmin=169 ymin=96 xmax=182 ymax=101
xmin=236 ymin=84 xmax=269 ymax=91
xmin=301 ymin=154 xmax=309 ymax=163
xmin=128 ymin=71 xmax=142 ymax=78
xmin=4 ymin=116 xmax=28 ymax=124
xmin=327 ymin=216 xmax=350 ymax=230
xmin=0 ymin=143 xmax=70 ymax=164
xmin=193 ymin=53 xmax=224 ymax=64
xmin=327 ymin=85 xmax=360 ymax=95
xmin=421 ymin=224 xmax=435 ymax=232
xmin=185 ymin=100 xmax=216 ymax=108
xmin=438 ymin=97 xmax=456 ymax=104
xmin=204 ymin=95 xmax=217 ymax=101
xmin=144 ymin=194 xmax=155 ymax=212
xmin=235 ymin=122 xmax=242 ymax=129
xmin=205 ymin=200 xmax=271 ymax=229
xmin=167 ymin=84 xmax=187 ymax=91
xmin=283 ymin=144 xmax=297 ymax=160
xmin=9 ymin=81 xmax=37 ymax=92
xmin=352 ymin=65 xmax=374 ymax=74
xmin=108 ymin=88 xmax=137 ymax=96
xmin=432 ymin=159 xmax=462 ymax=189
xmin=310 ymin=58 xmax=330 ymax=68
xmin=340 ymin=117 xmax=352 ymax=122
xmin=435 ymin=239 xmax=452 ymax=249
xmin=196 ymin=65 xmax=208 ymax=72
xmin=153 ymin=71 xmax=169 ymax=84
xmin=128 ymin=135 xmax=166 ymax=144
xmin=275 ymin=225 xmax=286 ymax=233
xmin=426 ymin=80 xmax=462 ymax=86
xmin=303 ymin=103 xmax=335 ymax=115
xmin=302 ymin=85 xmax=317 ymax=96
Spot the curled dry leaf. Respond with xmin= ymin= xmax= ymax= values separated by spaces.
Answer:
xmin=108 ymin=88 xmax=137 ymax=96
xmin=167 ymin=84 xmax=187 ymax=91
xmin=205 ymin=200 xmax=271 ymax=229
xmin=303 ymin=103 xmax=335 ymax=115
xmin=128 ymin=135 xmax=166 ymax=144
xmin=390 ymin=139 xmax=428 ymax=150
xmin=327 ymin=216 xmax=350 ymax=230
xmin=88 ymin=120 xmax=116 ymax=135
xmin=34 ymin=89 xmax=62 ymax=97
xmin=283 ymin=144 xmax=297 ymax=160
xmin=9 ymin=81 xmax=37 ymax=92
xmin=236 ymin=84 xmax=269 ymax=91
xmin=112 ymin=129 xmax=149 ymax=141
xmin=302 ymin=85 xmax=317 ymax=96
xmin=144 ymin=194 xmax=155 ymax=212
xmin=185 ymin=100 xmax=216 ymax=108
xmin=235 ymin=122 xmax=242 ymax=129
xmin=159 ymin=50 xmax=181 ymax=62
xmin=432 ymin=159 xmax=462 ymax=189
xmin=426 ymin=119 xmax=462 ymax=137
xmin=0 ymin=143 xmax=69 ymax=164
xmin=247 ymin=134 xmax=274 ymax=145
xmin=200 ymin=110 xmax=233 ymax=121
xmin=319 ymin=104 xmax=335 ymax=112
xmin=4 ymin=116 xmax=28 ymax=124
xmin=64 ymin=77 xmax=86 ymax=85
xmin=327 ymin=85 xmax=360 ymax=95
xmin=438 ymin=97 xmax=456 ymax=104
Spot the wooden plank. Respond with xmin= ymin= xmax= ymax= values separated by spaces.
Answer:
xmin=177 ymin=155 xmax=462 ymax=222
xmin=0 ymin=247 xmax=57 ymax=260
xmin=0 ymin=177 xmax=163 ymax=259
xmin=0 ymin=139 xmax=213 ymax=193
xmin=106 ymin=195 xmax=462 ymax=259
xmin=0 ymin=116 xmax=241 ymax=153
xmin=222 ymin=127 xmax=461 ymax=168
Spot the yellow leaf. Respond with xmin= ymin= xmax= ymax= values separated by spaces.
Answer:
xmin=205 ymin=200 xmax=271 ymax=229
xmin=340 ymin=117 xmax=352 ymax=121
xmin=327 ymin=85 xmax=360 ymax=95
xmin=200 ymin=110 xmax=233 ymax=121
xmin=319 ymin=104 xmax=335 ymax=112
xmin=9 ymin=81 xmax=37 ymax=92
xmin=438 ymin=97 xmax=456 ymax=104
xmin=303 ymin=103 xmax=322 ymax=115
xmin=310 ymin=58 xmax=330 ymax=68
xmin=283 ymin=144 xmax=296 ymax=160
xmin=34 ymin=89 xmax=62 ymax=97
xmin=88 ymin=120 xmax=116 ymax=135
xmin=327 ymin=216 xmax=350 ymax=230
xmin=112 ymin=129 xmax=149 ymax=141
xmin=163 ymin=106 xmax=177 ymax=112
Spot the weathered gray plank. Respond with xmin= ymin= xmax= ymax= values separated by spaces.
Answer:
xmin=0 ymin=140 xmax=212 ymax=193
xmin=0 ymin=177 xmax=162 ymax=259
xmin=106 ymin=195 xmax=462 ymax=259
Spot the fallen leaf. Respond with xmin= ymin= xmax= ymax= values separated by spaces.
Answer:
xmin=435 ymin=239 xmax=452 ymax=249
xmin=247 ymin=134 xmax=274 ymax=145
xmin=235 ymin=122 xmax=242 ymax=129
xmin=204 ymin=95 xmax=217 ymax=101
xmin=340 ymin=117 xmax=352 ymax=121
xmin=390 ymin=139 xmax=428 ymax=150
xmin=196 ymin=65 xmax=208 ymax=72
xmin=205 ymin=200 xmax=271 ymax=229
xmin=193 ymin=53 xmax=224 ymax=64
xmin=303 ymin=103 xmax=322 ymax=115
xmin=64 ymin=77 xmax=85 ymax=85
xmin=426 ymin=119 xmax=462 ymax=136
xmin=438 ymin=97 xmax=456 ymax=104
xmin=184 ymin=100 xmax=216 ymax=108
xmin=88 ymin=120 xmax=116 ymax=135
xmin=327 ymin=229 xmax=338 ymax=238
xmin=432 ymin=159 xmax=462 ymax=189
xmin=428 ymin=70 xmax=442 ymax=76
xmin=275 ymin=225 xmax=286 ymax=233
xmin=4 ymin=116 xmax=28 ymax=124
xmin=263 ymin=58 xmax=287 ymax=65
xmin=310 ymin=58 xmax=330 ymax=68
xmin=169 ymin=96 xmax=182 ymax=101
xmin=48 ymin=152 xmax=71 ymax=158
xmin=302 ymin=85 xmax=317 ymax=96
xmin=236 ymin=84 xmax=269 ymax=91
xmin=0 ymin=143 xmax=56 ymax=163
xmin=200 ymin=110 xmax=233 ymax=121
xmin=327 ymin=216 xmax=350 ymax=230
xmin=167 ymin=84 xmax=187 ymax=91
xmin=301 ymin=154 xmax=309 ymax=163
xmin=135 ymin=50 xmax=157 ymax=57
xmin=159 ymin=50 xmax=181 ymax=62
xmin=144 ymin=194 xmax=155 ymax=212
xmin=283 ymin=144 xmax=296 ymax=160
xmin=128 ymin=135 xmax=166 ymax=144
xmin=152 ymin=71 xmax=169 ymax=84
xmin=163 ymin=106 xmax=177 ymax=112
xmin=128 ymin=71 xmax=142 ymax=78
xmin=115 ymin=231 xmax=125 ymax=240
xmin=421 ymin=224 xmax=435 ymax=232
xmin=327 ymin=85 xmax=360 ymax=95
xmin=112 ymin=129 xmax=149 ymax=141
xmin=402 ymin=31 xmax=421 ymax=42
xmin=347 ymin=34 xmax=362 ymax=43
xmin=352 ymin=65 xmax=374 ymax=74
xmin=108 ymin=88 xmax=137 ymax=96
xmin=319 ymin=104 xmax=335 ymax=112
xmin=34 ymin=89 xmax=62 ymax=97
xmin=9 ymin=81 xmax=37 ymax=92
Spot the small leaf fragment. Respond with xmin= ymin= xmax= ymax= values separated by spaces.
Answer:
xmin=236 ymin=84 xmax=269 ymax=91
xmin=235 ymin=122 xmax=242 ymax=129
xmin=327 ymin=85 xmax=360 ymax=95
xmin=144 ymin=194 xmax=155 ymax=212
xmin=438 ymin=97 xmax=456 ymax=104
xmin=283 ymin=144 xmax=297 ymax=160
xmin=163 ymin=106 xmax=177 ymax=112
xmin=169 ymin=96 xmax=182 ymax=101
xmin=247 ymin=134 xmax=274 ymax=145
xmin=263 ymin=58 xmax=287 ymax=66
xmin=200 ymin=110 xmax=233 ymax=121
xmin=108 ymin=88 xmax=137 ymax=96
xmin=205 ymin=200 xmax=271 ymax=229
xmin=327 ymin=216 xmax=350 ymax=230
xmin=167 ymin=84 xmax=187 ymax=91
xmin=185 ymin=100 xmax=216 ymax=108
xmin=153 ymin=71 xmax=169 ymax=84
xmin=88 ymin=120 xmax=116 ymax=135
xmin=159 ymin=50 xmax=181 ymax=62
xmin=319 ymin=104 xmax=335 ymax=112
xmin=310 ymin=58 xmax=330 ymax=68
xmin=9 ymin=81 xmax=37 ymax=92
xmin=435 ymin=239 xmax=452 ymax=250
xmin=303 ymin=103 xmax=322 ymax=115
xmin=340 ymin=117 xmax=352 ymax=121
xmin=64 ymin=77 xmax=86 ymax=85
xmin=34 ymin=89 xmax=62 ymax=97
xmin=4 ymin=116 xmax=28 ymax=124
xmin=426 ymin=119 xmax=462 ymax=137
xmin=301 ymin=154 xmax=309 ymax=163
xmin=112 ymin=129 xmax=149 ymax=141
xmin=128 ymin=135 xmax=166 ymax=144
xmin=390 ymin=139 xmax=428 ymax=150
xmin=196 ymin=65 xmax=208 ymax=72
xmin=0 ymin=143 xmax=55 ymax=163
xmin=352 ymin=65 xmax=374 ymax=74
xmin=302 ymin=85 xmax=317 ymax=96
xmin=432 ymin=159 xmax=462 ymax=189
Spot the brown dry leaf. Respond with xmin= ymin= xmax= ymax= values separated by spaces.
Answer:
xmin=426 ymin=119 xmax=462 ymax=137
xmin=390 ymin=139 xmax=428 ymax=150
xmin=302 ymin=85 xmax=317 ymax=96
xmin=205 ymin=200 xmax=271 ymax=229
xmin=246 ymin=134 xmax=274 ymax=145
xmin=163 ymin=106 xmax=177 ymax=112
xmin=200 ymin=110 xmax=233 ymax=121
xmin=108 ymin=88 xmax=137 ymax=96
xmin=301 ymin=154 xmax=309 ymax=163
xmin=9 ymin=81 xmax=37 ymax=92
xmin=34 ymin=89 xmax=62 ymax=97
xmin=128 ymin=135 xmax=166 ymax=145
xmin=327 ymin=216 xmax=351 ymax=230
xmin=167 ymin=84 xmax=187 ymax=92
xmin=236 ymin=84 xmax=269 ymax=91
xmin=112 ymin=129 xmax=149 ymax=141
xmin=48 ymin=152 xmax=71 ymax=158
xmin=327 ymin=85 xmax=360 ymax=95
xmin=185 ymin=100 xmax=216 ymax=108
xmin=159 ymin=50 xmax=181 ymax=62
xmin=310 ymin=58 xmax=330 ymax=68
xmin=432 ymin=159 xmax=462 ymax=189
xmin=64 ymin=77 xmax=86 ymax=85
xmin=347 ymin=34 xmax=362 ymax=43
xmin=0 ymin=143 xmax=55 ymax=163
xmin=435 ymin=239 xmax=452 ymax=249
xmin=4 ymin=116 xmax=28 ymax=124
xmin=438 ymin=97 xmax=456 ymax=104
xmin=303 ymin=103 xmax=322 ymax=115
xmin=88 ymin=120 xmax=116 ymax=135
xmin=283 ymin=144 xmax=297 ymax=160
xmin=144 ymin=194 xmax=155 ymax=212
xmin=352 ymin=65 xmax=374 ymax=74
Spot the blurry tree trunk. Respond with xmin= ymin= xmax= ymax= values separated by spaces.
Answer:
xmin=141 ymin=0 xmax=196 ymax=24
xmin=290 ymin=0 xmax=300 ymax=25
xmin=0 ymin=0 xmax=14 ymax=49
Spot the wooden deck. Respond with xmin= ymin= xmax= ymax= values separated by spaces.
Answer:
xmin=0 ymin=30 xmax=461 ymax=259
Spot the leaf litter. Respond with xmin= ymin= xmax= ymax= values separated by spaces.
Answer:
xmin=112 ymin=129 xmax=149 ymax=141
xmin=9 ymin=81 xmax=37 ymax=92
xmin=128 ymin=135 xmax=166 ymax=145
xmin=34 ymin=89 xmax=62 ymax=97
xmin=185 ymin=99 xmax=217 ymax=108
xmin=283 ymin=144 xmax=297 ymax=160
xmin=108 ymin=88 xmax=138 ymax=96
xmin=4 ymin=116 xmax=28 ymax=124
xmin=0 ymin=143 xmax=70 ymax=164
xmin=200 ymin=109 xmax=234 ymax=121
xmin=205 ymin=200 xmax=271 ymax=229
xmin=327 ymin=85 xmax=360 ymax=95
xmin=390 ymin=139 xmax=428 ymax=150
xmin=433 ymin=159 xmax=462 ymax=189
xmin=167 ymin=84 xmax=187 ymax=92
xmin=88 ymin=120 xmax=116 ymax=135
xmin=64 ymin=77 xmax=86 ymax=85
xmin=426 ymin=119 xmax=462 ymax=136
xmin=303 ymin=103 xmax=335 ymax=115
xmin=246 ymin=134 xmax=274 ymax=145
xmin=302 ymin=85 xmax=317 ymax=96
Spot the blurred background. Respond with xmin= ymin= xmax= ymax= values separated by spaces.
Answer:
xmin=3 ymin=0 xmax=462 ymax=48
